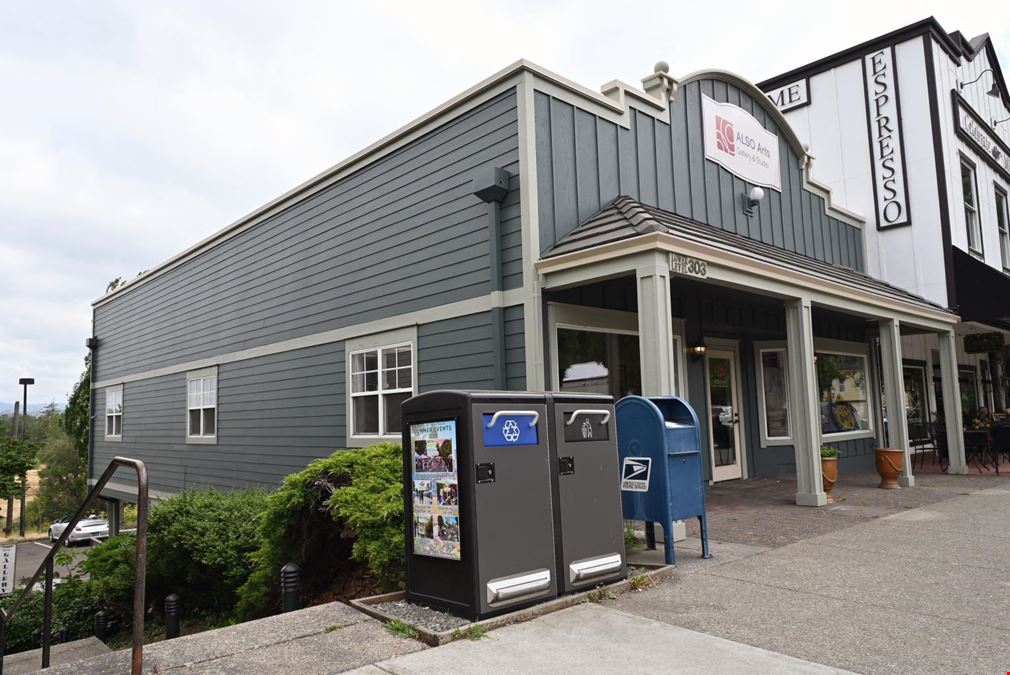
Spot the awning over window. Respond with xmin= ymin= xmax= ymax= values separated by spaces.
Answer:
xmin=952 ymin=248 xmax=1010 ymax=329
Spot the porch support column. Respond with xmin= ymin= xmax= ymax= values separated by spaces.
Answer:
xmin=879 ymin=318 xmax=914 ymax=487
xmin=938 ymin=330 xmax=968 ymax=474
xmin=636 ymin=252 xmax=676 ymax=396
xmin=785 ymin=298 xmax=826 ymax=507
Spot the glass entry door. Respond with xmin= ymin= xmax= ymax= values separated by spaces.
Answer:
xmin=706 ymin=349 xmax=743 ymax=481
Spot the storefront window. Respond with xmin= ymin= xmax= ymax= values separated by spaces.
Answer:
xmin=557 ymin=328 xmax=641 ymax=399
xmin=959 ymin=368 xmax=979 ymax=420
xmin=902 ymin=365 xmax=929 ymax=440
xmin=816 ymin=351 xmax=871 ymax=435
xmin=759 ymin=349 xmax=791 ymax=439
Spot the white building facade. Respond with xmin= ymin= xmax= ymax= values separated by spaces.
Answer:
xmin=760 ymin=17 xmax=1010 ymax=434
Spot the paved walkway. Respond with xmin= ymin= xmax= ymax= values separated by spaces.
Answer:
xmin=615 ymin=482 xmax=1010 ymax=674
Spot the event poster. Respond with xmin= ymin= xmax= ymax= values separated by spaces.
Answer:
xmin=410 ymin=420 xmax=460 ymax=560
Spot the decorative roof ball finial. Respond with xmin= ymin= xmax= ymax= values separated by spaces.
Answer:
xmin=654 ymin=61 xmax=670 ymax=74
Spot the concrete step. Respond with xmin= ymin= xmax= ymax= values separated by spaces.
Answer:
xmin=4 ymin=636 xmax=111 ymax=674
xmin=43 ymin=602 xmax=424 ymax=674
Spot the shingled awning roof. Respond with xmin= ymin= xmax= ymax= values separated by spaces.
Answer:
xmin=542 ymin=196 xmax=955 ymax=318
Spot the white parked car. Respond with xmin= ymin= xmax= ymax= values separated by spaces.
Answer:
xmin=49 ymin=515 xmax=110 ymax=544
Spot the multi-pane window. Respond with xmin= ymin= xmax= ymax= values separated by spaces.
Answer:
xmin=105 ymin=388 xmax=122 ymax=438
xmin=350 ymin=344 xmax=413 ymax=436
xmin=187 ymin=374 xmax=217 ymax=438
xmin=961 ymin=158 xmax=982 ymax=253
xmin=996 ymin=186 xmax=1010 ymax=271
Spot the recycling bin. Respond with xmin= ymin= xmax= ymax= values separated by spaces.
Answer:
xmin=401 ymin=391 xmax=557 ymax=620
xmin=545 ymin=393 xmax=627 ymax=594
xmin=615 ymin=396 xmax=711 ymax=566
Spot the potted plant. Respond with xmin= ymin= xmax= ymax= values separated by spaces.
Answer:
xmin=820 ymin=446 xmax=839 ymax=503
xmin=874 ymin=447 xmax=904 ymax=489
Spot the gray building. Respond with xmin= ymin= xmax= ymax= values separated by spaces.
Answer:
xmin=90 ymin=59 xmax=968 ymax=509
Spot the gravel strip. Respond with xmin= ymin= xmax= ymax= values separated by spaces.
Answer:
xmin=374 ymin=600 xmax=471 ymax=633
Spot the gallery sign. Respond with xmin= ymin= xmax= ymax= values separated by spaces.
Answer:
xmin=953 ymin=92 xmax=1010 ymax=181
xmin=766 ymin=79 xmax=810 ymax=113
xmin=963 ymin=332 xmax=1005 ymax=354
xmin=702 ymin=95 xmax=782 ymax=191
xmin=862 ymin=47 xmax=911 ymax=229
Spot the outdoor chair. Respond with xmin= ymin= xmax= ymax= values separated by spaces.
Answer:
xmin=992 ymin=425 xmax=1010 ymax=466
xmin=932 ymin=424 xmax=949 ymax=472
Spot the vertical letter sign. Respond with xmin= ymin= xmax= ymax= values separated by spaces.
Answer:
xmin=410 ymin=420 xmax=461 ymax=560
xmin=0 ymin=544 xmax=15 ymax=595
xmin=863 ymin=47 xmax=911 ymax=229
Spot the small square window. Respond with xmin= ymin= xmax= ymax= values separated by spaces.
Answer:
xmin=349 ymin=341 xmax=414 ymax=438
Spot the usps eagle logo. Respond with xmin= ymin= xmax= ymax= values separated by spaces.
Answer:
xmin=715 ymin=115 xmax=735 ymax=155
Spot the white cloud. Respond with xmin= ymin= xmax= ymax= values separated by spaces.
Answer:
xmin=0 ymin=0 xmax=1007 ymax=404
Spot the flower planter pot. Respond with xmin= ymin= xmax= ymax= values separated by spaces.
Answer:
xmin=874 ymin=448 xmax=904 ymax=489
xmin=821 ymin=457 xmax=838 ymax=503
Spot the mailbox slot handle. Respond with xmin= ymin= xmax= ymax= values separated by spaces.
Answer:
xmin=485 ymin=410 xmax=539 ymax=429
xmin=564 ymin=409 xmax=611 ymax=426
xmin=486 ymin=569 xmax=552 ymax=605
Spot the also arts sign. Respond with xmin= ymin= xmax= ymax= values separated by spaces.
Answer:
xmin=862 ymin=47 xmax=911 ymax=229
xmin=702 ymin=95 xmax=782 ymax=191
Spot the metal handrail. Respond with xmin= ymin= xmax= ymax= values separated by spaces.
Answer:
xmin=0 ymin=457 xmax=148 ymax=674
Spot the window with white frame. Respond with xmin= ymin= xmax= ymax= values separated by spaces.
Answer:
xmin=961 ymin=158 xmax=982 ymax=253
xmin=105 ymin=387 xmax=123 ymax=439
xmin=996 ymin=185 xmax=1010 ymax=271
xmin=187 ymin=371 xmax=217 ymax=438
xmin=350 ymin=343 xmax=413 ymax=437
xmin=758 ymin=349 xmax=791 ymax=441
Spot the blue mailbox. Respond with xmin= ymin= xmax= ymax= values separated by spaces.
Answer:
xmin=615 ymin=396 xmax=711 ymax=566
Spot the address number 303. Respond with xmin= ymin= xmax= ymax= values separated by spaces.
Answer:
xmin=671 ymin=255 xmax=707 ymax=279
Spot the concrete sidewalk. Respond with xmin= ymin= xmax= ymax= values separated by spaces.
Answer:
xmin=353 ymin=603 xmax=856 ymax=674
xmin=614 ymin=484 xmax=1010 ymax=674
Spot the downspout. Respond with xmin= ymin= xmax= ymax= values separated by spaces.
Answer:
xmin=472 ymin=167 xmax=511 ymax=390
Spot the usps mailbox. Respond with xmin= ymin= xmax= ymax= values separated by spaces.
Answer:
xmin=545 ymin=393 xmax=626 ymax=594
xmin=615 ymin=396 xmax=711 ymax=566
xmin=402 ymin=391 xmax=557 ymax=620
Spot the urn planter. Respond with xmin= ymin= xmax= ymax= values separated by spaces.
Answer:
xmin=821 ymin=457 xmax=838 ymax=503
xmin=874 ymin=448 xmax=904 ymax=489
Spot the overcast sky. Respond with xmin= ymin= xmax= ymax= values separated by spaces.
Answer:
xmin=1 ymin=1 xmax=1008 ymax=406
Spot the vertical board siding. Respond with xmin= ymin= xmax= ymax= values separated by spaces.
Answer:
xmin=533 ymin=80 xmax=863 ymax=270
xmin=91 ymin=340 xmax=347 ymax=494
xmin=418 ymin=311 xmax=497 ymax=390
xmin=95 ymin=90 xmax=520 ymax=382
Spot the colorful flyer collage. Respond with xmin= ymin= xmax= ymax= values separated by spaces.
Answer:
xmin=410 ymin=420 xmax=461 ymax=560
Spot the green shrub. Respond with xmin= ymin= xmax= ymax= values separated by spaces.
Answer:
xmin=820 ymin=446 xmax=840 ymax=458
xmin=0 ymin=579 xmax=104 ymax=654
xmin=84 ymin=488 xmax=269 ymax=622
xmin=236 ymin=443 xmax=403 ymax=620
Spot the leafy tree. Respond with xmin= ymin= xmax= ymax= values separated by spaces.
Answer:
xmin=33 ymin=435 xmax=87 ymax=524
xmin=64 ymin=355 xmax=91 ymax=464
xmin=0 ymin=438 xmax=38 ymax=534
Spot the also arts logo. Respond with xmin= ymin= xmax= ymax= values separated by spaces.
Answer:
xmin=715 ymin=115 xmax=736 ymax=156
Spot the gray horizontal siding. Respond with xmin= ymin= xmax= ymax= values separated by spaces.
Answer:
xmin=417 ymin=312 xmax=496 ymax=390
xmin=504 ymin=305 xmax=526 ymax=390
xmin=93 ymin=341 xmax=347 ymax=495
xmin=535 ymin=80 xmax=863 ymax=270
xmin=95 ymin=89 xmax=520 ymax=383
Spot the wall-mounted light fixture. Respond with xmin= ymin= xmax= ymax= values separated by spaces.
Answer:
xmin=958 ymin=68 xmax=1000 ymax=98
xmin=994 ymin=115 xmax=1010 ymax=128
xmin=742 ymin=186 xmax=765 ymax=217
xmin=689 ymin=343 xmax=707 ymax=361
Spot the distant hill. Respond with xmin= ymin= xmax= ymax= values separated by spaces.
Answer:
xmin=0 ymin=402 xmax=62 ymax=415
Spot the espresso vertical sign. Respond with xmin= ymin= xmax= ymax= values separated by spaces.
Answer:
xmin=863 ymin=47 xmax=911 ymax=229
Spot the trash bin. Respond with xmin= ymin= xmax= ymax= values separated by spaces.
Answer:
xmin=545 ymin=393 xmax=627 ymax=594
xmin=615 ymin=396 xmax=711 ymax=566
xmin=401 ymin=391 xmax=557 ymax=620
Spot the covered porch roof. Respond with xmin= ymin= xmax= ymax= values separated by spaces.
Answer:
xmin=537 ymin=197 xmax=958 ymax=332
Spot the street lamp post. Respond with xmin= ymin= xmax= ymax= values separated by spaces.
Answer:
xmin=18 ymin=377 xmax=34 ymax=537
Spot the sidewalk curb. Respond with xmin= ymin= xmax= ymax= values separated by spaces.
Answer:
xmin=349 ymin=563 xmax=674 ymax=646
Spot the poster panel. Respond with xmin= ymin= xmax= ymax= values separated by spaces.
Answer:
xmin=410 ymin=420 xmax=461 ymax=560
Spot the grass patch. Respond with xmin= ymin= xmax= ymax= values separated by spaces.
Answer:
xmin=584 ymin=588 xmax=617 ymax=604
xmin=623 ymin=526 xmax=641 ymax=550
xmin=465 ymin=623 xmax=486 ymax=640
xmin=385 ymin=619 xmax=418 ymax=639
xmin=630 ymin=573 xmax=651 ymax=591
xmin=323 ymin=623 xmax=346 ymax=634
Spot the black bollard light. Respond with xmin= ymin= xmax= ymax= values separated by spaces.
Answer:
xmin=164 ymin=594 xmax=181 ymax=639
xmin=30 ymin=629 xmax=40 ymax=650
xmin=280 ymin=563 xmax=302 ymax=613
xmin=95 ymin=610 xmax=112 ymax=642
